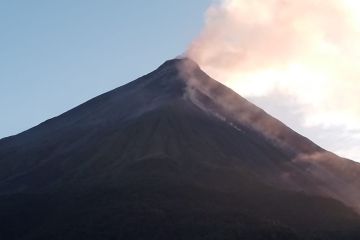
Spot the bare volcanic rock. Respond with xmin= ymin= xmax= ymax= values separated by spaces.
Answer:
xmin=1 ymin=58 xmax=360 ymax=239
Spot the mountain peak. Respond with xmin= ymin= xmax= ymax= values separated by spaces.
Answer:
xmin=126 ymin=57 xmax=204 ymax=102
xmin=157 ymin=57 xmax=199 ymax=71
xmin=152 ymin=57 xmax=203 ymax=84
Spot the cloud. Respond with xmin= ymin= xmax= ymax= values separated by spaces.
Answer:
xmin=187 ymin=0 xmax=360 ymax=161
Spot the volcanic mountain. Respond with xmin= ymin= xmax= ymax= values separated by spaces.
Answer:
xmin=1 ymin=58 xmax=360 ymax=239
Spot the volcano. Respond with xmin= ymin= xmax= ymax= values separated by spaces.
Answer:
xmin=1 ymin=58 xmax=360 ymax=239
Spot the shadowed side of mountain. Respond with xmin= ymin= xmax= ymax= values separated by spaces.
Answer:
xmin=0 ymin=59 xmax=189 ymax=185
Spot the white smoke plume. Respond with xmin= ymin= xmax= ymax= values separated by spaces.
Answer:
xmin=187 ymin=0 xmax=360 ymax=161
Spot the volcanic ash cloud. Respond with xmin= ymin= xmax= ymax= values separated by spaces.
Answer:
xmin=187 ymin=0 xmax=360 ymax=161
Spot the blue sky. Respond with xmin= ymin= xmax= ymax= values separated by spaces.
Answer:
xmin=0 ymin=0 xmax=212 ymax=138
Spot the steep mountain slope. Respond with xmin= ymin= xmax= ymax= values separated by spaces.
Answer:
xmin=179 ymin=59 xmax=360 ymax=211
xmin=0 ymin=58 xmax=360 ymax=239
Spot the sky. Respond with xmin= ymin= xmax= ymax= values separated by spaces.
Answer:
xmin=1 ymin=1 xmax=359 ymax=162
xmin=0 ymin=0 xmax=212 ymax=137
